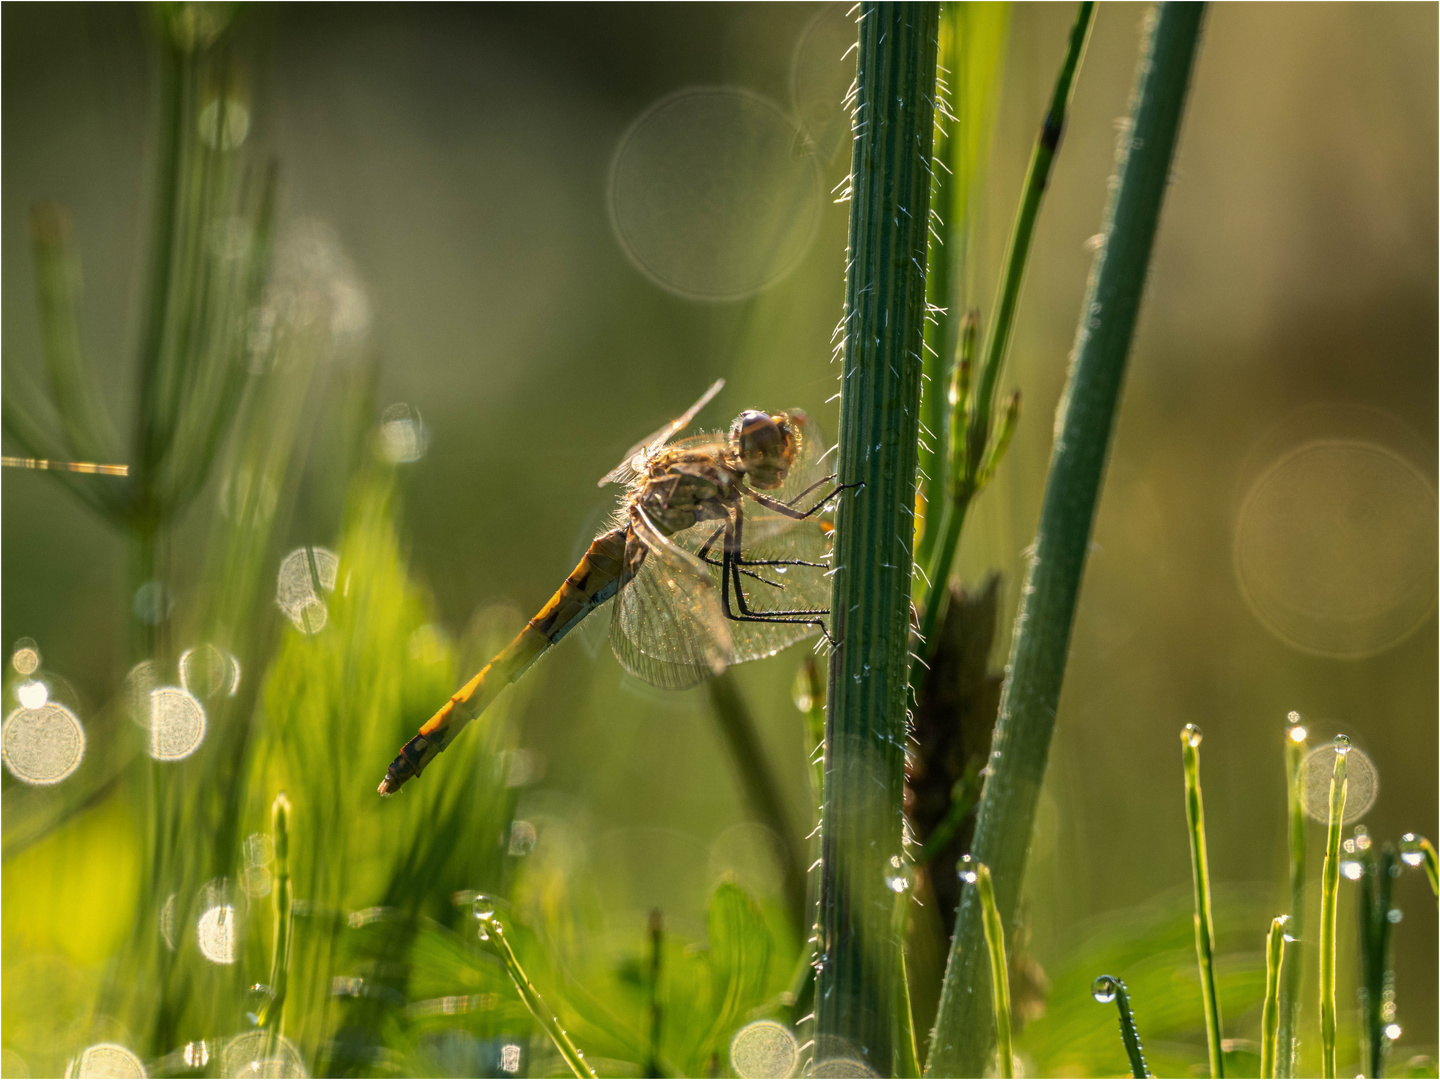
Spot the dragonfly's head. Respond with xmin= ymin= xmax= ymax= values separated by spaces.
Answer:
xmin=730 ymin=410 xmax=798 ymax=490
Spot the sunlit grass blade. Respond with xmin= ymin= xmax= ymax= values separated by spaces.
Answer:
xmin=1091 ymin=974 xmax=1150 ymax=1078
xmin=1260 ymin=915 xmax=1290 ymax=1078
xmin=1278 ymin=715 xmax=1308 ymax=1077
xmin=256 ymin=792 xmax=294 ymax=1032
xmin=1182 ymin=724 xmax=1226 ymax=1078
xmin=819 ymin=3 xmax=938 ymax=1071
xmin=473 ymin=906 xmax=598 ymax=1080
xmin=926 ymin=8 xmax=1206 ymax=1072
xmin=1356 ymin=844 xmax=1398 ymax=1080
xmin=1400 ymin=833 xmax=1438 ymax=901
xmin=890 ymin=863 xmax=921 ymax=1079
xmin=1319 ymin=736 xmax=1350 ymax=1079
xmin=972 ymin=860 xmax=1014 ymax=1079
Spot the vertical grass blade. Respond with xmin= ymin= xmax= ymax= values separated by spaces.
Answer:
xmin=262 ymin=793 xmax=294 ymax=1033
xmin=925 ymin=8 xmax=1206 ymax=1073
xmin=916 ymin=1 xmax=1094 ymax=668
xmin=1357 ymin=845 xmax=1397 ymax=1080
xmin=646 ymin=909 xmax=664 ymax=1079
xmin=1182 ymin=725 xmax=1226 ymax=1078
xmin=1277 ymin=717 xmax=1308 ymax=1077
xmin=475 ymin=909 xmax=598 ymax=1080
xmin=818 ymin=3 xmax=938 ymax=1071
xmin=1261 ymin=915 xmax=1290 ymax=1078
xmin=1400 ymin=833 xmax=1438 ymax=901
xmin=1092 ymin=975 xmax=1150 ymax=1079
xmin=975 ymin=863 xmax=1013 ymax=1079
xmin=1319 ymin=738 xmax=1350 ymax=1079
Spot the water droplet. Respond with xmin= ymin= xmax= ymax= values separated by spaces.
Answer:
xmin=886 ymin=874 xmax=908 ymax=894
xmin=1182 ymin=723 xmax=1203 ymax=748
xmin=378 ymin=403 xmax=429 ymax=464
xmin=2 ymin=702 xmax=84 ymax=784
xmin=1332 ymin=733 xmax=1352 ymax=755
xmin=197 ymin=97 xmax=250 ymax=150
xmin=499 ymin=1043 xmax=523 ymax=1074
xmin=731 ymin=1020 xmax=799 ymax=1079
xmin=1384 ymin=1023 xmax=1402 ymax=1041
xmin=276 ymin=547 xmax=339 ymax=635
xmin=10 ymin=638 xmax=40 ymax=675
xmin=1343 ymin=838 xmax=1357 ymax=854
xmin=1341 ymin=859 xmax=1363 ymax=881
xmin=1353 ymin=826 xmax=1372 ymax=851
xmin=1091 ymin=975 xmax=1119 ymax=1004
xmin=471 ymin=895 xmax=497 ymax=921
xmin=1400 ymin=834 xmax=1426 ymax=866
xmin=1298 ymin=741 xmax=1378 ymax=823
xmin=69 ymin=1043 xmax=146 ymax=1078
xmin=608 ymin=88 xmax=821 ymax=301
xmin=147 ymin=687 xmax=207 ymax=761
xmin=957 ymin=854 xmax=977 ymax=884
xmin=1387 ymin=908 xmax=1403 ymax=924
xmin=1286 ymin=712 xmax=1308 ymax=742
xmin=16 ymin=680 xmax=48 ymax=710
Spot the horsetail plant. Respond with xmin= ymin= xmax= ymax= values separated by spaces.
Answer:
xmin=473 ymin=900 xmax=598 ymax=1080
xmin=1182 ymin=724 xmax=1226 ymax=1078
xmin=927 ymin=8 xmax=1206 ymax=1072
xmin=1260 ymin=915 xmax=1291 ymax=1079
xmin=817 ymin=3 xmax=937 ymax=1072
xmin=1091 ymin=974 xmax=1151 ymax=1079
xmin=1278 ymin=716 xmax=1309 ymax=1077
xmin=1319 ymin=736 xmax=1351 ymax=1079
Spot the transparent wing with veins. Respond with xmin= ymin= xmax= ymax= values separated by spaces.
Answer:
xmin=598 ymin=377 xmax=726 ymax=488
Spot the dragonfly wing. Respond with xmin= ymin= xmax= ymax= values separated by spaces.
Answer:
xmin=610 ymin=508 xmax=735 ymax=689
xmin=598 ymin=378 xmax=726 ymax=487
xmin=670 ymin=512 xmax=834 ymax=664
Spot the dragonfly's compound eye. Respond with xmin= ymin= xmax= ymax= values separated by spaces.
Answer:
xmin=732 ymin=410 xmax=796 ymax=489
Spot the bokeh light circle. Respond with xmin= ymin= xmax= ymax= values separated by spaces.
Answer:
xmin=790 ymin=4 xmax=860 ymax=167
xmin=811 ymin=1058 xmax=879 ymax=1078
xmin=179 ymin=645 xmax=239 ymax=699
xmin=1234 ymin=439 xmax=1436 ymax=657
xmin=731 ymin=1020 xmax=799 ymax=1078
xmin=197 ymin=904 xmax=237 ymax=965
xmin=220 ymin=1032 xmax=307 ymax=1079
xmin=148 ymin=688 xmax=207 ymax=762
xmin=1299 ymin=741 xmax=1378 ymax=824
xmin=67 ymin=1043 xmax=146 ymax=1079
xmin=3 ymin=703 xmax=85 ymax=784
xmin=379 ymin=403 xmax=429 ymax=464
xmin=11 ymin=637 xmax=40 ymax=675
xmin=276 ymin=547 xmax=339 ymax=634
xmin=608 ymin=87 xmax=821 ymax=300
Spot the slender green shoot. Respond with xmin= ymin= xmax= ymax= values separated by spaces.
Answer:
xmin=474 ymin=903 xmax=597 ymax=1080
xmin=1400 ymin=833 xmax=1438 ymax=901
xmin=1277 ymin=715 xmax=1308 ymax=1078
xmin=1261 ymin=915 xmax=1290 ymax=1078
xmin=645 ymin=909 xmax=664 ymax=1079
xmin=1356 ymin=844 xmax=1398 ymax=1080
xmin=914 ymin=0 xmax=1094 ymax=679
xmin=257 ymin=793 xmax=293 ymax=1033
xmin=890 ymin=864 xmax=921 ymax=1079
xmin=971 ymin=860 xmax=1013 ymax=1079
xmin=1091 ymin=975 xmax=1150 ymax=1079
xmin=1182 ymin=724 xmax=1225 ymax=1078
xmin=1319 ymin=736 xmax=1350 ymax=1079
xmin=926 ymin=9 xmax=1206 ymax=1072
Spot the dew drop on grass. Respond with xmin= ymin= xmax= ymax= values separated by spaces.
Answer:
xmin=2 ymin=702 xmax=85 ymax=785
xmin=68 ymin=1042 xmax=146 ymax=1078
xmin=1400 ymin=834 xmax=1426 ymax=866
xmin=1332 ymin=733 xmax=1352 ymax=755
xmin=1341 ymin=859 xmax=1363 ymax=881
xmin=1286 ymin=711 xmax=1308 ymax=742
xmin=1387 ymin=908 xmax=1403 ymax=924
xmin=956 ymin=854 xmax=977 ymax=884
xmin=1384 ymin=1023 xmax=1403 ymax=1041
xmin=1182 ymin=723 xmax=1202 ymax=748
xmin=731 ymin=1020 xmax=799 ymax=1079
xmin=16 ymin=680 xmax=48 ymax=709
xmin=1091 ymin=975 xmax=1119 ymax=1004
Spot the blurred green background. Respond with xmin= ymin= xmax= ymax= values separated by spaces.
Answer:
xmin=3 ymin=3 xmax=1435 ymax=1077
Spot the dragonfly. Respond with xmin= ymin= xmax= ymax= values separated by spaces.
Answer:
xmin=378 ymin=378 xmax=852 ymax=795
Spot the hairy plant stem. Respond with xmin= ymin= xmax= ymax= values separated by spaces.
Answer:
xmin=1278 ymin=723 xmax=1308 ymax=1077
xmin=925 ymin=7 xmax=1205 ymax=1073
xmin=914 ymin=0 xmax=1093 ymax=674
xmin=1183 ymin=727 xmax=1226 ymax=1078
xmin=1261 ymin=915 xmax=1289 ymax=1078
xmin=818 ymin=3 xmax=938 ymax=1072
xmin=975 ymin=864 xmax=1013 ymax=1079
xmin=1320 ymin=745 xmax=1349 ymax=1079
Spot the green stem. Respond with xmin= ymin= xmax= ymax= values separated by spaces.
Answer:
xmin=1093 ymin=975 xmax=1150 ymax=1079
xmin=260 ymin=793 xmax=293 ymax=1033
xmin=706 ymin=672 xmax=807 ymax=930
xmin=1357 ymin=845 xmax=1397 ymax=1080
xmin=478 ymin=914 xmax=598 ymax=1080
xmin=1182 ymin=726 xmax=1225 ymax=1078
xmin=892 ymin=867 xmax=921 ymax=1079
xmin=645 ymin=909 xmax=663 ymax=1079
xmin=1278 ymin=719 xmax=1307 ymax=1077
xmin=975 ymin=863 xmax=1013 ymax=1079
xmin=914 ymin=0 xmax=1094 ymax=666
xmin=818 ymin=4 xmax=938 ymax=1072
xmin=1319 ymin=741 xmax=1349 ymax=1079
xmin=1261 ymin=915 xmax=1290 ymax=1078
xmin=925 ymin=7 xmax=1205 ymax=1074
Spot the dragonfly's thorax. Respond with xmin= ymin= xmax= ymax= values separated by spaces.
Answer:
xmin=635 ymin=446 xmax=740 ymax=536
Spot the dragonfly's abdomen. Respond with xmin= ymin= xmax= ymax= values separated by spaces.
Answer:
xmin=529 ymin=526 xmax=627 ymax=644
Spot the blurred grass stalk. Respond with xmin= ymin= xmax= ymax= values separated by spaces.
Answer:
xmin=818 ymin=2 xmax=937 ymax=1071
xmin=1183 ymin=726 xmax=1226 ymax=1078
xmin=1260 ymin=915 xmax=1289 ymax=1078
xmin=1356 ymin=843 xmax=1397 ymax=1080
xmin=915 ymin=1 xmax=1092 ymax=663
xmin=1319 ymin=742 xmax=1349 ymax=1079
xmin=925 ymin=6 xmax=1205 ymax=1074
xmin=975 ymin=863 xmax=1014 ymax=1079
xmin=1278 ymin=719 xmax=1308 ymax=1076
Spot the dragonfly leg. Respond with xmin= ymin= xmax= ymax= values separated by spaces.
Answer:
xmin=745 ymin=480 xmax=864 ymax=521
xmin=698 ymin=520 xmax=786 ymax=588
xmin=720 ymin=511 xmax=836 ymax=644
